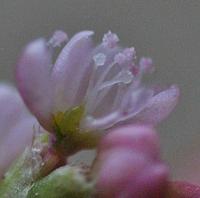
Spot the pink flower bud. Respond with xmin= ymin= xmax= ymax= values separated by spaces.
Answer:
xmin=95 ymin=125 xmax=169 ymax=198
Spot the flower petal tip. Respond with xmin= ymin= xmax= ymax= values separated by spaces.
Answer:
xmin=76 ymin=30 xmax=94 ymax=38
xmin=133 ymin=84 xmax=180 ymax=125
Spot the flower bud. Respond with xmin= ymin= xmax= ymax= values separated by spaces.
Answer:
xmin=95 ymin=125 xmax=169 ymax=198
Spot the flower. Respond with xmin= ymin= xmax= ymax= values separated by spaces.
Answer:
xmin=94 ymin=125 xmax=169 ymax=197
xmin=3 ymin=29 xmax=199 ymax=198
xmin=0 ymin=84 xmax=37 ymax=177
xmin=16 ymin=30 xmax=179 ymax=152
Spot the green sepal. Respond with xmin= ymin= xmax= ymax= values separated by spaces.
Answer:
xmin=27 ymin=165 xmax=94 ymax=198
xmin=52 ymin=105 xmax=101 ymax=154
xmin=53 ymin=105 xmax=85 ymax=136
xmin=0 ymin=148 xmax=42 ymax=198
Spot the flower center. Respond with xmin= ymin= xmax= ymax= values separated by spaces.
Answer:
xmin=85 ymin=48 xmax=136 ymax=117
xmin=52 ymin=105 xmax=99 ymax=154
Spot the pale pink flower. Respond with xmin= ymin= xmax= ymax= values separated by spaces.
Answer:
xmin=0 ymin=30 xmax=193 ymax=197
xmin=16 ymin=30 xmax=180 ymax=136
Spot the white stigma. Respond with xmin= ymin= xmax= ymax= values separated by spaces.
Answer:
xmin=93 ymin=53 xmax=106 ymax=66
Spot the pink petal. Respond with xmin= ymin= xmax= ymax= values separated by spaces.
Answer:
xmin=0 ymin=84 xmax=29 ymax=144
xmin=96 ymin=148 xmax=168 ymax=198
xmin=99 ymin=125 xmax=160 ymax=159
xmin=133 ymin=85 xmax=180 ymax=125
xmin=128 ymin=164 xmax=169 ymax=198
xmin=0 ymin=84 xmax=37 ymax=177
xmin=0 ymin=117 xmax=37 ymax=178
xmin=96 ymin=149 xmax=148 ymax=197
xmin=16 ymin=39 xmax=53 ymax=129
xmin=52 ymin=31 xmax=94 ymax=111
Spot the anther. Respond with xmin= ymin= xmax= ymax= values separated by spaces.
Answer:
xmin=48 ymin=30 xmax=68 ymax=47
xmin=114 ymin=47 xmax=136 ymax=65
xmin=102 ymin=31 xmax=119 ymax=48
xmin=139 ymin=57 xmax=155 ymax=73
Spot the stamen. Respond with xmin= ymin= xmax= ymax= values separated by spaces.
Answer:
xmin=89 ymin=69 xmax=133 ymax=114
xmin=85 ymin=39 xmax=153 ymax=129
xmin=87 ymin=49 xmax=135 ymax=115
xmin=48 ymin=30 xmax=68 ymax=47
xmin=130 ymin=65 xmax=139 ymax=76
xmin=117 ymin=70 xmax=133 ymax=84
xmin=112 ymin=84 xmax=126 ymax=111
xmin=120 ymin=88 xmax=154 ymax=120
xmin=86 ymin=53 xmax=107 ymax=105
xmin=119 ymin=81 xmax=140 ymax=114
xmin=114 ymin=47 xmax=136 ymax=65
xmin=94 ymin=62 xmax=116 ymax=90
xmin=123 ymin=47 xmax=136 ymax=61
xmin=93 ymin=53 xmax=106 ymax=67
xmin=102 ymin=31 xmax=119 ymax=48
xmin=114 ymin=53 xmax=126 ymax=65
xmin=98 ymin=70 xmax=133 ymax=90
xmin=84 ymin=111 xmax=120 ymax=130
xmin=85 ymin=61 xmax=116 ymax=114
xmin=139 ymin=57 xmax=155 ymax=73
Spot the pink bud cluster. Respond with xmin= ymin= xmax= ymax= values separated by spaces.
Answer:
xmin=95 ymin=125 xmax=169 ymax=198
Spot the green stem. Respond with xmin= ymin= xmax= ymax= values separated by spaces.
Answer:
xmin=0 ymin=143 xmax=62 ymax=197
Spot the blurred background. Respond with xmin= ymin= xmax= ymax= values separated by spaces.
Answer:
xmin=0 ymin=0 xmax=200 ymax=183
